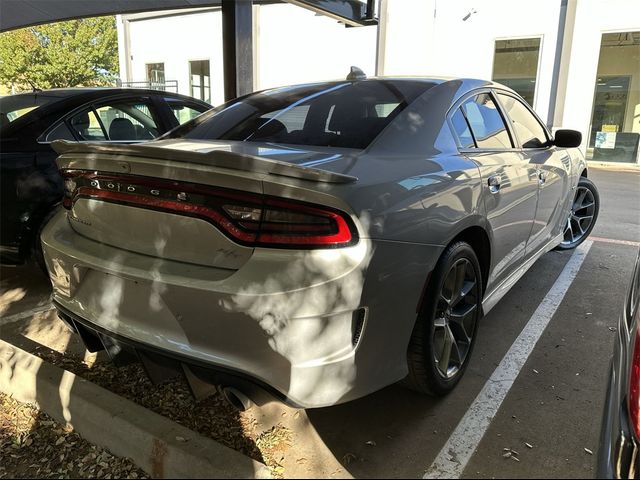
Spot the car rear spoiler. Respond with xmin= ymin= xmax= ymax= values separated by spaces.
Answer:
xmin=51 ymin=140 xmax=357 ymax=184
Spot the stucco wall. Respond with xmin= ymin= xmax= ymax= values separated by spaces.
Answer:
xmin=125 ymin=10 xmax=225 ymax=106
xmin=255 ymin=3 xmax=376 ymax=90
xmin=381 ymin=0 xmax=561 ymax=122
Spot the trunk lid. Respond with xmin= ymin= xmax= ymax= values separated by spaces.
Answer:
xmin=53 ymin=138 xmax=358 ymax=183
xmin=53 ymin=139 xmax=359 ymax=270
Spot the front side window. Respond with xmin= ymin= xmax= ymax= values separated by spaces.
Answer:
xmin=497 ymin=93 xmax=548 ymax=148
xmin=461 ymin=94 xmax=513 ymax=149
xmin=168 ymin=80 xmax=435 ymax=149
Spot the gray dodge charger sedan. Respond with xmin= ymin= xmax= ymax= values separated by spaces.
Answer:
xmin=42 ymin=75 xmax=599 ymax=408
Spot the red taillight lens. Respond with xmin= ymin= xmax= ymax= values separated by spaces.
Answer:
xmin=630 ymin=327 xmax=640 ymax=439
xmin=258 ymin=198 xmax=353 ymax=246
xmin=61 ymin=170 xmax=358 ymax=249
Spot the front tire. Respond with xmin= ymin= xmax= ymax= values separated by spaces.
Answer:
xmin=404 ymin=241 xmax=482 ymax=396
xmin=556 ymin=177 xmax=599 ymax=250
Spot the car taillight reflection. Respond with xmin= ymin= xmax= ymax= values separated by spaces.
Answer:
xmin=61 ymin=169 xmax=358 ymax=249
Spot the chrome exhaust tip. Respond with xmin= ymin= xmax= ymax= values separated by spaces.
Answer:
xmin=221 ymin=386 xmax=253 ymax=412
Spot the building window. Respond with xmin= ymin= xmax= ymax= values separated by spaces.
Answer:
xmin=146 ymin=63 xmax=165 ymax=87
xmin=588 ymin=32 xmax=640 ymax=163
xmin=492 ymin=38 xmax=541 ymax=107
xmin=190 ymin=60 xmax=211 ymax=103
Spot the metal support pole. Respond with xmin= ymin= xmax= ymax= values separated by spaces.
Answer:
xmin=222 ymin=0 xmax=254 ymax=101
xmin=375 ymin=0 xmax=388 ymax=76
xmin=548 ymin=0 xmax=577 ymax=129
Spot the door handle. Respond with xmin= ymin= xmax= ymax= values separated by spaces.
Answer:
xmin=488 ymin=175 xmax=501 ymax=193
xmin=538 ymin=171 xmax=547 ymax=185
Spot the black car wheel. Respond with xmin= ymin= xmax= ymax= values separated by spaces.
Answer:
xmin=404 ymin=241 xmax=482 ymax=395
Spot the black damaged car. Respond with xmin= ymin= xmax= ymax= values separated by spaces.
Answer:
xmin=0 ymin=88 xmax=211 ymax=268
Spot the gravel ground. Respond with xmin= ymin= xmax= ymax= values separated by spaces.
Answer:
xmin=0 ymin=392 xmax=148 ymax=479
xmin=31 ymin=346 xmax=292 ymax=477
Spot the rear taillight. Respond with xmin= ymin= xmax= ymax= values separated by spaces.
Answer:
xmin=630 ymin=326 xmax=640 ymax=440
xmin=61 ymin=169 xmax=358 ymax=249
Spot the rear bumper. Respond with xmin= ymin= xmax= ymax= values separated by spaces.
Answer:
xmin=54 ymin=302 xmax=288 ymax=406
xmin=43 ymin=210 xmax=420 ymax=408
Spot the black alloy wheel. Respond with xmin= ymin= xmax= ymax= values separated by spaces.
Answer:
xmin=404 ymin=241 xmax=482 ymax=395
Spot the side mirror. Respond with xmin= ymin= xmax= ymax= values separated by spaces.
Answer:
xmin=553 ymin=129 xmax=582 ymax=148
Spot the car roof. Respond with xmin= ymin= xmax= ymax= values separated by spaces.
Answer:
xmin=375 ymin=76 xmax=516 ymax=92
xmin=249 ymin=76 xmax=516 ymax=99
xmin=0 ymin=87 xmax=212 ymax=139
xmin=7 ymin=87 xmax=204 ymax=102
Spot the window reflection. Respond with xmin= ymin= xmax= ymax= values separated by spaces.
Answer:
xmin=497 ymin=93 xmax=548 ymax=148
xmin=462 ymin=94 xmax=512 ymax=149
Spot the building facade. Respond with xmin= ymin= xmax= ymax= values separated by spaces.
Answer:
xmin=117 ymin=0 xmax=640 ymax=163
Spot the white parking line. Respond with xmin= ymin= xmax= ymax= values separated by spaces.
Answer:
xmin=0 ymin=304 xmax=55 ymax=327
xmin=424 ymin=240 xmax=593 ymax=479
xmin=591 ymin=236 xmax=640 ymax=248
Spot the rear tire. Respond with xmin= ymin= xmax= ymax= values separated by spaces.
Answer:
xmin=555 ymin=177 xmax=599 ymax=250
xmin=404 ymin=241 xmax=482 ymax=396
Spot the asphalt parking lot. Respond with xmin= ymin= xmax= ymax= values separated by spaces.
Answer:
xmin=1 ymin=167 xmax=639 ymax=479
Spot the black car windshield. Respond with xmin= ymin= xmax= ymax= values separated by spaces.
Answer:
xmin=167 ymin=80 xmax=435 ymax=149
xmin=0 ymin=93 xmax=57 ymax=129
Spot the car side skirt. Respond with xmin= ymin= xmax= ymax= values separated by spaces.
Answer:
xmin=482 ymin=232 xmax=564 ymax=315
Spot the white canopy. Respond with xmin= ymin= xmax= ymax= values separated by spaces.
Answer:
xmin=0 ymin=0 xmax=375 ymax=32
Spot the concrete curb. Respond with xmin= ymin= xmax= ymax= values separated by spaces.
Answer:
xmin=587 ymin=161 xmax=640 ymax=172
xmin=0 ymin=339 xmax=271 ymax=479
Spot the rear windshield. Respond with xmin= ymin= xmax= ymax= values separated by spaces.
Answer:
xmin=0 ymin=94 xmax=57 ymax=129
xmin=167 ymin=80 xmax=435 ymax=149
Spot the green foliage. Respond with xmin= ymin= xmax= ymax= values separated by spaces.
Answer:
xmin=0 ymin=17 xmax=119 ymax=91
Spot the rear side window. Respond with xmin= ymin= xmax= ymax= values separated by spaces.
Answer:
xmin=166 ymin=98 xmax=209 ymax=125
xmin=69 ymin=110 xmax=106 ymax=141
xmin=95 ymin=100 xmax=159 ymax=141
xmin=461 ymin=94 xmax=512 ymax=149
xmin=168 ymin=80 xmax=436 ymax=149
xmin=44 ymin=121 xmax=76 ymax=142
xmin=63 ymin=99 xmax=160 ymax=142
xmin=451 ymin=108 xmax=475 ymax=148
xmin=497 ymin=93 xmax=549 ymax=148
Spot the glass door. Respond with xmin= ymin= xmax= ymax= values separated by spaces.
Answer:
xmin=588 ymin=32 xmax=640 ymax=163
